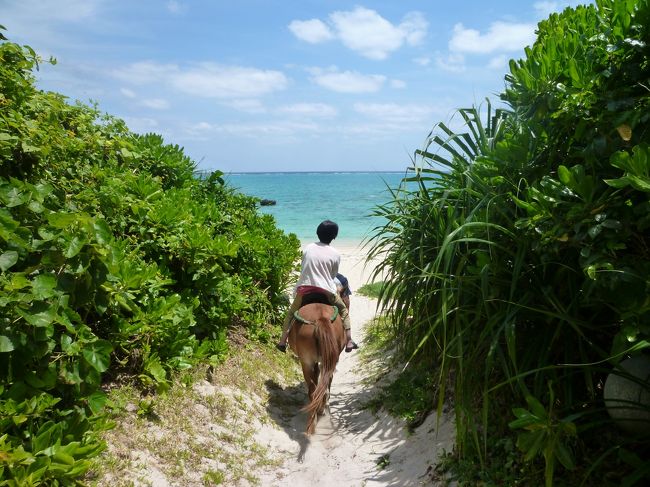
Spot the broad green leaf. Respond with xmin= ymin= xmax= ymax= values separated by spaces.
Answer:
xmin=38 ymin=226 xmax=59 ymax=241
xmin=81 ymin=339 xmax=112 ymax=373
xmin=28 ymin=200 xmax=44 ymax=213
xmin=555 ymin=441 xmax=575 ymax=470
xmin=568 ymin=58 xmax=580 ymax=83
xmin=525 ymin=395 xmax=548 ymax=419
xmin=509 ymin=415 xmax=539 ymax=429
xmin=144 ymin=357 xmax=167 ymax=383
xmin=93 ymin=220 xmax=112 ymax=245
xmin=60 ymin=361 xmax=82 ymax=384
xmin=53 ymin=450 xmax=76 ymax=465
xmin=25 ymin=456 xmax=50 ymax=478
xmin=32 ymin=421 xmax=60 ymax=454
xmin=64 ymin=235 xmax=87 ymax=258
xmin=25 ymin=371 xmax=45 ymax=388
xmin=47 ymin=212 xmax=80 ymax=228
xmin=0 ymin=335 xmax=14 ymax=352
xmin=21 ymin=141 xmax=40 ymax=153
xmin=86 ymin=391 xmax=108 ymax=414
xmin=604 ymin=176 xmax=633 ymax=188
xmin=12 ymin=414 xmax=28 ymax=425
xmin=32 ymin=274 xmax=57 ymax=299
xmin=60 ymin=334 xmax=75 ymax=353
xmin=1 ymin=186 xmax=29 ymax=207
xmin=0 ymin=250 xmax=19 ymax=271
xmin=17 ymin=304 xmax=57 ymax=328
xmin=587 ymin=265 xmax=597 ymax=280
xmin=0 ymin=209 xmax=19 ymax=234
xmin=625 ymin=174 xmax=650 ymax=192
xmin=557 ymin=165 xmax=572 ymax=186
xmin=517 ymin=430 xmax=546 ymax=461
xmin=7 ymin=272 xmax=32 ymax=291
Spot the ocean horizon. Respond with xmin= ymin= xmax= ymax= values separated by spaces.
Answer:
xmin=224 ymin=171 xmax=408 ymax=245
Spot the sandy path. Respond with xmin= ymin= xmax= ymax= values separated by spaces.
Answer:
xmin=255 ymin=244 xmax=455 ymax=486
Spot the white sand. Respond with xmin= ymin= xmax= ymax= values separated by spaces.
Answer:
xmin=96 ymin=241 xmax=455 ymax=486
xmin=255 ymin=241 xmax=455 ymax=486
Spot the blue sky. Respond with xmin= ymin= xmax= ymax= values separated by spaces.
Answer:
xmin=2 ymin=0 xmax=583 ymax=172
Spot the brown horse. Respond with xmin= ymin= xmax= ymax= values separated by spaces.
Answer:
xmin=287 ymin=300 xmax=347 ymax=434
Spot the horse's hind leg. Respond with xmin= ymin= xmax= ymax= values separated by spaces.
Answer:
xmin=300 ymin=361 xmax=318 ymax=403
xmin=301 ymin=360 xmax=319 ymax=433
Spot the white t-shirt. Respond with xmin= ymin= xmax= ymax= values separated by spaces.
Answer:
xmin=295 ymin=242 xmax=340 ymax=295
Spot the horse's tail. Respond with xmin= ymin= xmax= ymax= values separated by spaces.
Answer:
xmin=304 ymin=316 xmax=341 ymax=434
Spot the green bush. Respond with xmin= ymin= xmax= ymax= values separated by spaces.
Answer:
xmin=368 ymin=1 xmax=650 ymax=485
xmin=0 ymin=33 xmax=299 ymax=484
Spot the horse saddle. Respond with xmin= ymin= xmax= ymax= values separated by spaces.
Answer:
xmin=293 ymin=292 xmax=339 ymax=324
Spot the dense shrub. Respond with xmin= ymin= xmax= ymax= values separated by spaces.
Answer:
xmin=368 ymin=1 xmax=650 ymax=485
xmin=0 ymin=34 xmax=299 ymax=484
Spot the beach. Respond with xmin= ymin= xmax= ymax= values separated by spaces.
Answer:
xmin=226 ymin=172 xmax=405 ymax=243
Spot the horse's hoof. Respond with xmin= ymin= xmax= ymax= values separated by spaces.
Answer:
xmin=345 ymin=341 xmax=359 ymax=353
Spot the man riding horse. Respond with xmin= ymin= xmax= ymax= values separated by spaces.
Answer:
xmin=276 ymin=220 xmax=358 ymax=353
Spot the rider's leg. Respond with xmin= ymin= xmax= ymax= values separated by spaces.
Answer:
xmin=277 ymin=294 xmax=303 ymax=350
xmin=329 ymin=293 xmax=356 ymax=350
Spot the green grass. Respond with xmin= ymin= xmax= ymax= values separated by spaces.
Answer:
xmin=360 ymin=316 xmax=436 ymax=429
xmin=356 ymin=281 xmax=384 ymax=298
xmin=87 ymin=341 xmax=301 ymax=486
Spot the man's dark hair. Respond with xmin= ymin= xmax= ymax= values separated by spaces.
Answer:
xmin=317 ymin=220 xmax=338 ymax=244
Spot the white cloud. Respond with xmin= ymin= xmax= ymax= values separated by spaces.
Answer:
xmin=413 ymin=56 xmax=431 ymax=66
xmin=436 ymin=53 xmax=466 ymax=73
xmin=2 ymin=0 xmax=102 ymax=50
xmin=353 ymin=103 xmax=439 ymax=124
xmin=140 ymin=98 xmax=170 ymax=110
xmin=449 ymin=21 xmax=536 ymax=54
xmin=308 ymin=67 xmax=386 ymax=93
xmin=122 ymin=116 xmax=160 ymax=134
xmin=188 ymin=121 xmax=213 ymax=133
xmin=390 ymin=79 xmax=407 ymax=89
xmin=534 ymin=1 xmax=560 ymax=17
xmin=4 ymin=0 xmax=99 ymax=24
xmin=120 ymin=87 xmax=136 ymax=98
xmin=330 ymin=7 xmax=427 ymax=60
xmin=288 ymin=19 xmax=334 ymax=43
xmin=399 ymin=11 xmax=428 ymax=45
xmin=487 ymin=55 xmax=509 ymax=70
xmin=113 ymin=61 xmax=288 ymax=99
xmin=166 ymin=1 xmax=186 ymax=14
xmin=113 ymin=61 xmax=178 ymax=85
xmin=279 ymin=103 xmax=338 ymax=118
xmin=290 ymin=7 xmax=428 ymax=60
xmin=171 ymin=63 xmax=288 ymax=98
xmin=224 ymin=99 xmax=267 ymax=114
xmin=534 ymin=1 xmax=584 ymax=18
xmin=184 ymin=120 xmax=320 ymax=139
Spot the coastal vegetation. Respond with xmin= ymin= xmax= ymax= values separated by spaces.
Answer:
xmin=367 ymin=0 xmax=650 ymax=485
xmin=3 ymin=0 xmax=650 ymax=484
xmin=0 ymin=31 xmax=299 ymax=484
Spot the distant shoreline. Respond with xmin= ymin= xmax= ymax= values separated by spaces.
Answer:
xmin=201 ymin=170 xmax=408 ymax=176
xmin=299 ymin=238 xmax=369 ymax=251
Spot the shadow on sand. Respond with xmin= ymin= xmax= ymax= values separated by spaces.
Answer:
xmin=264 ymin=379 xmax=311 ymax=462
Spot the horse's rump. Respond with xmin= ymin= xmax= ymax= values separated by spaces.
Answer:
xmin=288 ymin=302 xmax=346 ymax=434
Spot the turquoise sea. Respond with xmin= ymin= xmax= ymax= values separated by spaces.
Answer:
xmin=224 ymin=172 xmax=407 ymax=244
